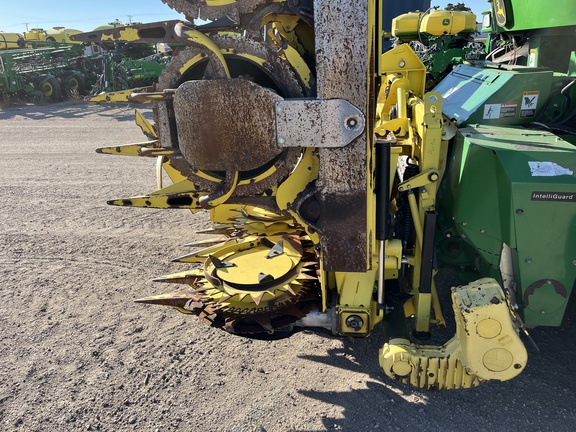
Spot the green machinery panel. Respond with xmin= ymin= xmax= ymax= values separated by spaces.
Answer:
xmin=438 ymin=125 xmax=576 ymax=327
xmin=434 ymin=64 xmax=553 ymax=126
xmin=491 ymin=0 xmax=576 ymax=32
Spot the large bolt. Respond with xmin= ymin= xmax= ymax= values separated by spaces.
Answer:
xmin=345 ymin=315 xmax=364 ymax=331
xmin=346 ymin=117 xmax=358 ymax=129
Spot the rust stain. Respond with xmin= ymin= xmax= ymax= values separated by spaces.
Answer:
xmin=174 ymin=79 xmax=282 ymax=172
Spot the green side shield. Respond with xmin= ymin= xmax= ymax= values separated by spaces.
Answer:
xmin=437 ymin=126 xmax=576 ymax=326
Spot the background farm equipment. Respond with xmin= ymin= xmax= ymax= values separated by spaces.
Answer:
xmin=86 ymin=50 xmax=171 ymax=95
xmin=90 ymin=0 xmax=575 ymax=390
xmin=24 ymin=27 xmax=83 ymax=45
xmin=391 ymin=8 xmax=486 ymax=87
xmin=0 ymin=21 xmax=172 ymax=104
xmin=0 ymin=44 xmax=88 ymax=103
xmin=0 ymin=32 xmax=26 ymax=50
xmin=71 ymin=22 xmax=180 ymax=98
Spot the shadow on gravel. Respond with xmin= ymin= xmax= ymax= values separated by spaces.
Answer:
xmin=0 ymin=100 xmax=153 ymax=122
xmin=296 ymin=292 xmax=576 ymax=432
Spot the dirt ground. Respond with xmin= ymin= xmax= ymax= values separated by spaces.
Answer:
xmin=1 ymin=100 xmax=575 ymax=432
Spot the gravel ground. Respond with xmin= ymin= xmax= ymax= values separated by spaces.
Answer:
xmin=1 ymin=101 xmax=575 ymax=432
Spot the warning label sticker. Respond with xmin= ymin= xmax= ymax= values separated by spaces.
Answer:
xmin=500 ymin=103 xmax=518 ymax=118
xmin=529 ymin=161 xmax=574 ymax=177
xmin=521 ymin=91 xmax=539 ymax=117
xmin=483 ymin=103 xmax=517 ymax=120
xmin=529 ymin=49 xmax=537 ymax=67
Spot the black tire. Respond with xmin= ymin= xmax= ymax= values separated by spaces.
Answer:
xmin=38 ymin=77 xmax=62 ymax=102
xmin=65 ymin=73 xmax=87 ymax=96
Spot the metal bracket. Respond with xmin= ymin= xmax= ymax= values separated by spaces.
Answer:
xmin=397 ymin=169 xmax=441 ymax=192
xmin=275 ymin=98 xmax=365 ymax=148
xmin=266 ymin=240 xmax=284 ymax=259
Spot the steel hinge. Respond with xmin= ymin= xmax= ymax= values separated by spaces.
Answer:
xmin=275 ymin=98 xmax=365 ymax=148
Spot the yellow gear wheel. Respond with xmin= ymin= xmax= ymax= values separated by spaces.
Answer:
xmin=138 ymin=209 xmax=321 ymax=335
xmin=158 ymin=233 xmax=319 ymax=334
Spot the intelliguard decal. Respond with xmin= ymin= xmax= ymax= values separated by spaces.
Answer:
xmin=531 ymin=192 xmax=576 ymax=202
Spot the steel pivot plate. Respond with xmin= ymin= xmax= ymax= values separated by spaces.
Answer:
xmin=275 ymin=99 xmax=366 ymax=148
xmin=173 ymin=79 xmax=283 ymax=172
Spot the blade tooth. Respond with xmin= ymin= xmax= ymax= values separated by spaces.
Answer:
xmin=193 ymin=285 xmax=210 ymax=293
xmin=149 ymin=179 xmax=205 ymax=196
xmin=242 ymin=207 xmax=288 ymax=221
xmin=286 ymin=285 xmax=297 ymax=296
xmin=171 ymin=254 xmax=207 ymax=263
xmin=215 ymin=294 xmax=233 ymax=303
xmin=198 ymin=310 xmax=214 ymax=321
xmin=184 ymin=236 xmax=228 ymax=247
xmin=251 ymin=292 xmax=266 ymax=305
xmin=237 ymin=292 xmax=251 ymax=302
xmin=152 ymin=269 xmax=204 ymax=284
xmin=196 ymin=227 xmax=235 ymax=235
xmin=209 ymin=255 xmax=236 ymax=269
xmin=135 ymin=291 xmax=194 ymax=307
xmin=106 ymin=192 xmax=202 ymax=209
xmin=197 ymin=223 xmax=232 ymax=232
xmin=135 ymin=108 xmax=158 ymax=139
xmin=198 ymin=239 xmax=238 ymax=254
xmin=172 ymin=239 xmax=238 ymax=262
xmin=204 ymin=304 xmax=222 ymax=314
xmin=152 ymin=276 xmax=202 ymax=285
xmin=283 ymin=236 xmax=304 ymax=255
xmin=296 ymin=273 xmax=318 ymax=281
xmin=266 ymin=240 xmax=284 ymax=259
xmin=258 ymin=272 xmax=275 ymax=284
xmin=96 ymin=141 xmax=160 ymax=156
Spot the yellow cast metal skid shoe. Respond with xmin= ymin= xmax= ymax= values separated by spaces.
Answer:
xmin=380 ymin=278 xmax=528 ymax=390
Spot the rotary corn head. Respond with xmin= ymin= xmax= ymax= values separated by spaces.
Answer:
xmin=92 ymin=0 xmax=576 ymax=390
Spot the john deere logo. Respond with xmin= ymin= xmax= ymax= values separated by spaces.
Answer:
xmin=494 ymin=0 xmax=508 ymax=26
xmin=442 ymin=18 xmax=450 ymax=26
